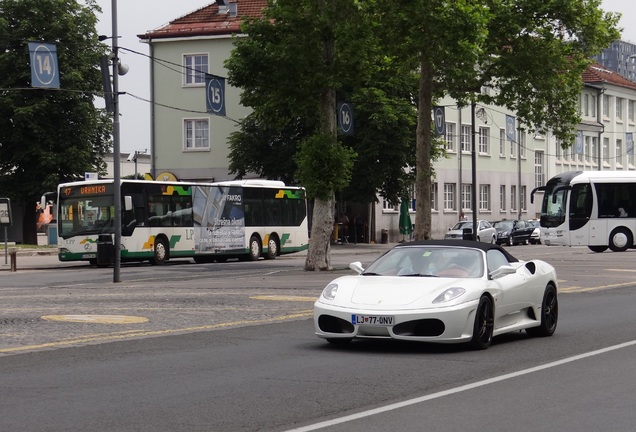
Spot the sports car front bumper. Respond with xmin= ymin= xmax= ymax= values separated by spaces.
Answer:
xmin=314 ymin=299 xmax=481 ymax=344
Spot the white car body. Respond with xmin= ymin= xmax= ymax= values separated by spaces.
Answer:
xmin=314 ymin=240 xmax=558 ymax=349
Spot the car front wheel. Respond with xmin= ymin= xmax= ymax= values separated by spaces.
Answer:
xmin=470 ymin=296 xmax=493 ymax=350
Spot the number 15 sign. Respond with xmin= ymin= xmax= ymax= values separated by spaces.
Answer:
xmin=28 ymin=42 xmax=60 ymax=89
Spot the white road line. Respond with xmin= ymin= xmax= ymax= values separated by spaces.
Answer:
xmin=284 ymin=339 xmax=636 ymax=432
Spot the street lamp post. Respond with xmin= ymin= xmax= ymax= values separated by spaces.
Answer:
xmin=111 ymin=0 xmax=122 ymax=282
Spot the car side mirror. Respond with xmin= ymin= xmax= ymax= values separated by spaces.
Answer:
xmin=489 ymin=265 xmax=517 ymax=279
xmin=349 ymin=261 xmax=364 ymax=274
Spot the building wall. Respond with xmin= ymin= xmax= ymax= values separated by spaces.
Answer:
xmin=149 ymin=36 xmax=251 ymax=181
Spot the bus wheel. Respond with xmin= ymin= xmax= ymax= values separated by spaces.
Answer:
xmin=588 ymin=245 xmax=608 ymax=253
xmin=151 ymin=237 xmax=169 ymax=265
xmin=265 ymin=236 xmax=278 ymax=260
xmin=609 ymin=228 xmax=632 ymax=252
xmin=248 ymin=235 xmax=261 ymax=261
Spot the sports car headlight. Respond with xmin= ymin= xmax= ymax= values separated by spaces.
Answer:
xmin=321 ymin=283 xmax=339 ymax=300
xmin=433 ymin=287 xmax=466 ymax=303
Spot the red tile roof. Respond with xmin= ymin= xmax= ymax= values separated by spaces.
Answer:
xmin=583 ymin=63 xmax=636 ymax=90
xmin=139 ymin=0 xmax=267 ymax=40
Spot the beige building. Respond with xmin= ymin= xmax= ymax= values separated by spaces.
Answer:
xmin=137 ymin=1 xmax=636 ymax=242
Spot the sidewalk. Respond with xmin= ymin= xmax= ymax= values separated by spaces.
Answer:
xmin=1 ymin=241 xmax=397 ymax=272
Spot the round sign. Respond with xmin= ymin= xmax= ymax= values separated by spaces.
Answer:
xmin=434 ymin=107 xmax=445 ymax=135
xmin=339 ymin=103 xmax=353 ymax=134
xmin=32 ymin=44 xmax=58 ymax=86
xmin=206 ymin=78 xmax=225 ymax=114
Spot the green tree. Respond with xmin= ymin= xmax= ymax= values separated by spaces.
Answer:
xmin=227 ymin=0 xmax=381 ymax=270
xmin=379 ymin=0 xmax=619 ymax=240
xmin=0 ymin=0 xmax=111 ymax=244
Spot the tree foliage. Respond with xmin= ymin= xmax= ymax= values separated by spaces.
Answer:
xmin=0 ymin=0 xmax=111 ymax=243
xmin=378 ymin=0 xmax=620 ymax=240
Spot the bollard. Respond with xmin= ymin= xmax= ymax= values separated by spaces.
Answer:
xmin=9 ymin=248 xmax=17 ymax=272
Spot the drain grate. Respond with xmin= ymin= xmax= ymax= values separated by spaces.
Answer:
xmin=0 ymin=318 xmax=41 ymax=325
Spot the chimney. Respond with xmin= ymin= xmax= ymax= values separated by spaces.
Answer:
xmin=229 ymin=2 xmax=237 ymax=17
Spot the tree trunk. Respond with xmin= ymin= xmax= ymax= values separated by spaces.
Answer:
xmin=414 ymin=56 xmax=433 ymax=240
xmin=304 ymin=195 xmax=334 ymax=271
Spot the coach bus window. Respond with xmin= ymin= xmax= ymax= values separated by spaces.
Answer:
xmin=569 ymin=184 xmax=592 ymax=231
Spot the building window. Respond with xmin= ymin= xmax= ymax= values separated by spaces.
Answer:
xmin=431 ymin=182 xmax=437 ymax=211
xmin=461 ymin=125 xmax=472 ymax=152
xmin=629 ymin=100 xmax=635 ymax=122
xmin=510 ymin=137 xmax=516 ymax=158
xmin=479 ymin=184 xmax=490 ymax=211
xmin=184 ymin=119 xmax=210 ymax=150
xmin=382 ymin=199 xmax=398 ymax=211
xmin=478 ymin=127 xmax=489 ymax=154
xmin=519 ymin=132 xmax=526 ymax=158
xmin=555 ymin=140 xmax=562 ymax=159
xmin=499 ymin=185 xmax=506 ymax=211
xmin=445 ymin=123 xmax=456 ymax=151
xmin=510 ymin=185 xmax=517 ymax=212
xmin=461 ymin=183 xmax=472 ymax=211
xmin=184 ymin=54 xmax=208 ymax=85
xmin=521 ymin=186 xmax=527 ymax=211
xmin=616 ymin=139 xmax=623 ymax=167
xmin=603 ymin=137 xmax=610 ymax=164
xmin=603 ymin=94 xmax=610 ymax=117
xmin=584 ymin=94 xmax=589 ymax=116
xmin=443 ymin=183 xmax=456 ymax=211
xmin=616 ymin=97 xmax=624 ymax=121
xmin=534 ymin=151 xmax=544 ymax=188
xmin=591 ymin=137 xmax=598 ymax=166
xmin=499 ymin=129 xmax=506 ymax=157
xmin=584 ymin=136 xmax=591 ymax=163
xmin=591 ymin=95 xmax=596 ymax=117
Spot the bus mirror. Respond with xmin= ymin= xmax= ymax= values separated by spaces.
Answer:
xmin=124 ymin=196 xmax=133 ymax=211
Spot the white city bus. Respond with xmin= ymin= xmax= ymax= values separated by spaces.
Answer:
xmin=56 ymin=179 xmax=309 ymax=264
xmin=532 ymin=171 xmax=636 ymax=252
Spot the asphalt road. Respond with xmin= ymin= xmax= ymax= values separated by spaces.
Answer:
xmin=1 ymin=244 xmax=636 ymax=431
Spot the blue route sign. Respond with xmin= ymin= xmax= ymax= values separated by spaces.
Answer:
xmin=338 ymin=102 xmax=354 ymax=135
xmin=505 ymin=115 xmax=516 ymax=142
xmin=205 ymin=75 xmax=226 ymax=116
xmin=433 ymin=106 xmax=446 ymax=136
xmin=28 ymin=42 xmax=60 ymax=89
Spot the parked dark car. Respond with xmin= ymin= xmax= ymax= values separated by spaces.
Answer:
xmin=492 ymin=220 xmax=534 ymax=246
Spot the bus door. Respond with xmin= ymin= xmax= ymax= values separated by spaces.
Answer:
xmin=568 ymin=183 xmax=592 ymax=245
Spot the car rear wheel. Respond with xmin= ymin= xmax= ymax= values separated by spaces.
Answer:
xmin=526 ymin=284 xmax=558 ymax=337
xmin=470 ymin=296 xmax=493 ymax=350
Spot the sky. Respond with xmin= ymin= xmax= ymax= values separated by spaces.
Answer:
xmin=93 ymin=1 xmax=636 ymax=153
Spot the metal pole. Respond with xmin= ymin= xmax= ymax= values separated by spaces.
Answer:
xmin=471 ymin=103 xmax=477 ymax=237
xmin=458 ymin=106 xmax=462 ymax=218
xmin=134 ymin=152 xmax=138 ymax=179
xmin=111 ymin=0 xmax=122 ymax=282
xmin=518 ymin=127 xmax=522 ymax=220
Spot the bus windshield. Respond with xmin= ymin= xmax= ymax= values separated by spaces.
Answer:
xmin=59 ymin=193 xmax=114 ymax=238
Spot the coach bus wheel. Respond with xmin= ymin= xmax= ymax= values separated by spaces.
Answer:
xmin=265 ymin=236 xmax=278 ymax=260
xmin=151 ymin=237 xmax=169 ymax=265
xmin=608 ymin=228 xmax=632 ymax=252
xmin=588 ymin=245 xmax=608 ymax=253
xmin=248 ymin=235 xmax=262 ymax=261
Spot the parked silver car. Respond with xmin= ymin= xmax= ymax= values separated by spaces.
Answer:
xmin=444 ymin=220 xmax=497 ymax=243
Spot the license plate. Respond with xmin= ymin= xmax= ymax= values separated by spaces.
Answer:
xmin=351 ymin=314 xmax=394 ymax=326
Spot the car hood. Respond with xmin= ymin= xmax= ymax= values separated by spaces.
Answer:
xmin=323 ymin=275 xmax=482 ymax=309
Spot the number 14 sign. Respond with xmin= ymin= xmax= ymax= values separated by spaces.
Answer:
xmin=28 ymin=42 xmax=60 ymax=89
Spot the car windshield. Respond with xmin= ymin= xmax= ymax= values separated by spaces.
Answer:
xmin=363 ymin=246 xmax=484 ymax=278
xmin=450 ymin=221 xmax=473 ymax=230
xmin=493 ymin=221 xmax=513 ymax=230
